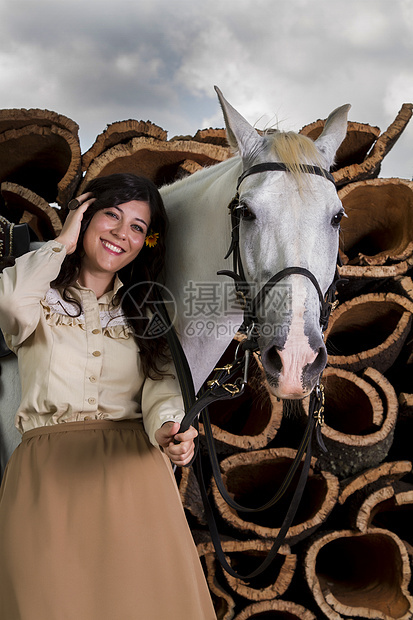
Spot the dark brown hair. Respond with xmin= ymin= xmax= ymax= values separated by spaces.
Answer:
xmin=52 ymin=173 xmax=171 ymax=379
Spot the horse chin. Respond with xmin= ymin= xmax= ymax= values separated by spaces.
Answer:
xmin=264 ymin=371 xmax=315 ymax=400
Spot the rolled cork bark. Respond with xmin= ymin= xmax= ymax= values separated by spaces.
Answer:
xmin=300 ymin=119 xmax=380 ymax=172
xmin=179 ymin=464 xmax=206 ymax=525
xmin=399 ymin=393 xmax=413 ymax=416
xmin=335 ymin=103 xmax=413 ymax=187
xmin=175 ymin=159 xmax=204 ymax=178
xmin=337 ymin=461 xmax=413 ymax=539
xmin=78 ymin=136 xmax=231 ymax=191
xmin=355 ymin=481 xmax=413 ymax=547
xmin=233 ymin=599 xmax=317 ymax=620
xmin=192 ymin=128 xmax=229 ymax=148
xmin=339 ymin=461 xmax=412 ymax=506
xmin=325 ymin=293 xmax=413 ymax=374
xmin=1 ymin=182 xmax=62 ymax=240
xmin=338 ymin=178 xmax=413 ymax=277
xmin=198 ymin=540 xmax=296 ymax=602
xmin=0 ymin=108 xmax=79 ymax=137
xmin=0 ymin=123 xmax=81 ymax=206
xmin=301 ymin=103 xmax=412 ymax=188
xmin=304 ymin=528 xmax=413 ymax=619
xmin=201 ymin=551 xmax=236 ymax=620
xmin=211 ymin=447 xmax=339 ymax=544
xmin=81 ymin=119 xmax=167 ymax=171
xmin=307 ymin=367 xmax=399 ymax=478
xmin=399 ymin=276 xmax=413 ymax=301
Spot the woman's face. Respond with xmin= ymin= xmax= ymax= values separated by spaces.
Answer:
xmin=81 ymin=200 xmax=151 ymax=279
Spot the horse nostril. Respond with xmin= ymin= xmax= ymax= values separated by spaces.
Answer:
xmin=262 ymin=345 xmax=283 ymax=375
xmin=316 ymin=345 xmax=328 ymax=370
xmin=303 ymin=346 xmax=328 ymax=385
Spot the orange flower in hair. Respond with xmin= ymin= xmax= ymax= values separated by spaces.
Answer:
xmin=145 ymin=230 xmax=159 ymax=248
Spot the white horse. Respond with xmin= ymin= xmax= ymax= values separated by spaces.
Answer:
xmin=0 ymin=87 xmax=350 ymax=471
xmin=162 ymin=87 xmax=350 ymax=398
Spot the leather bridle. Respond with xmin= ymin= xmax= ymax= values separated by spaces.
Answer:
xmin=218 ymin=161 xmax=340 ymax=338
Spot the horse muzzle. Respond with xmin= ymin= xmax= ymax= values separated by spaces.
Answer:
xmin=261 ymin=336 xmax=328 ymax=399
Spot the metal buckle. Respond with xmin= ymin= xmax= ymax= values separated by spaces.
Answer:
xmin=313 ymin=383 xmax=325 ymax=426
xmin=236 ymin=290 xmax=249 ymax=309
xmin=221 ymin=382 xmax=242 ymax=395
xmin=208 ymin=323 xmax=259 ymax=396
xmin=206 ymin=379 xmax=242 ymax=395
xmin=207 ymin=379 xmax=220 ymax=389
xmin=213 ymin=363 xmax=233 ymax=374
xmin=234 ymin=322 xmax=259 ymax=386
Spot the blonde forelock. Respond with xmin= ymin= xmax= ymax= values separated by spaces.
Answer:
xmin=265 ymin=131 xmax=327 ymax=187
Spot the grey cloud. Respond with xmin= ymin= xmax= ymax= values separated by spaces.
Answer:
xmin=0 ymin=0 xmax=411 ymax=178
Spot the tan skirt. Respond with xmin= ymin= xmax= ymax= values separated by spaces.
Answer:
xmin=0 ymin=420 xmax=216 ymax=620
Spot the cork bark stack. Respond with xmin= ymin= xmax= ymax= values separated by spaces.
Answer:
xmin=0 ymin=102 xmax=412 ymax=619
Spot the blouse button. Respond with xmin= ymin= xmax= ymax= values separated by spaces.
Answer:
xmin=88 ymin=397 xmax=96 ymax=405
xmin=89 ymin=376 xmax=97 ymax=383
xmin=52 ymin=247 xmax=62 ymax=252
xmin=92 ymin=351 xmax=101 ymax=357
xmin=92 ymin=329 xmax=100 ymax=335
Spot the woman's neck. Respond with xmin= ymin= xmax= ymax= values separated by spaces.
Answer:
xmin=77 ymin=270 xmax=115 ymax=299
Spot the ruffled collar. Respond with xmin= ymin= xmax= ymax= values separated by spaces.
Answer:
xmin=40 ymin=278 xmax=133 ymax=339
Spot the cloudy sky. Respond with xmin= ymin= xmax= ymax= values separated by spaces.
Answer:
xmin=1 ymin=0 xmax=412 ymax=179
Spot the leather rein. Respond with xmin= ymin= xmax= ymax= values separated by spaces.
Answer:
xmin=158 ymin=161 xmax=342 ymax=581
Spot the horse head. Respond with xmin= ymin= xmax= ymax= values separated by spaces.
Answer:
xmin=216 ymin=87 xmax=350 ymax=399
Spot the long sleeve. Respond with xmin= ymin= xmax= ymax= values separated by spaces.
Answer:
xmin=0 ymin=240 xmax=66 ymax=349
xmin=141 ymin=362 xmax=186 ymax=448
xmin=1 ymin=240 xmax=186 ymax=443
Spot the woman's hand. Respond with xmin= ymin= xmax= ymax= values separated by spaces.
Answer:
xmin=155 ymin=422 xmax=197 ymax=467
xmin=54 ymin=193 xmax=95 ymax=254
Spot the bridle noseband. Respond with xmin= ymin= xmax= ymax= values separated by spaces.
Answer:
xmin=218 ymin=161 xmax=341 ymax=338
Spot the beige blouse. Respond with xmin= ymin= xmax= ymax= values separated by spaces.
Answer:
xmin=0 ymin=240 xmax=185 ymax=447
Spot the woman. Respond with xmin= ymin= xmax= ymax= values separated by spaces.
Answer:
xmin=0 ymin=173 xmax=216 ymax=620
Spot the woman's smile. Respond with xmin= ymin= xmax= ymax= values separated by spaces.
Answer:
xmin=100 ymin=239 xmax=125 ymax=255
xmin=79 ymin=199 xmax=151 ymax=293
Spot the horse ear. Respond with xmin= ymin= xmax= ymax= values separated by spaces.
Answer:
xmin=314 ymin=104 xmax=351 ymax=169
xmin=214 ymin=86 xmax=261 ymax=155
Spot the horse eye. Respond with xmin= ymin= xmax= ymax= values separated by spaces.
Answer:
xmin=235 ymin=203 xmax=255 ymax=221
xmin=331 ymin=211 xmax=344 ymax=228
